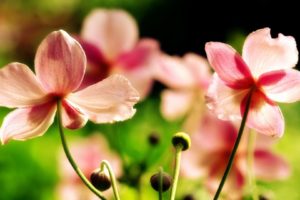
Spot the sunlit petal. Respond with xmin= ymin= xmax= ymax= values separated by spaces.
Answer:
xmin=61 ymin=99 xmax=88 ymax=129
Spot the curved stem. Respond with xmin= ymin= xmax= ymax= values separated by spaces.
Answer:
xmin=56 ymin=102 xmax=106 ymax=200
xmin=213 ymin=91 xmax=253 ymax=200
xmin=101 ymin=160 xmax=121 ymax=200
xmin=158 ymin=167 xmax=163 ymax=200
xmin=170 ymin=145 xmax=183 ymax=200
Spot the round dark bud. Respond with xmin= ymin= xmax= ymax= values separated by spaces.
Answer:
xmin=90 ymin=170 xmax=111 ymax=191
xmin=259 ymin=194 xmax=270 ymax=200
xmin=148 ymin=132 xmax=160 ymax=145
xmin=150 ymin=172 xmax=172 ymax=192
xmin=172 ymin=132 xmax=191 ymax=151
xmin=183 ymin=194 xmax=195 ymax=200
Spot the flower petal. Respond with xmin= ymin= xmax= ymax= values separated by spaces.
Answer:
xmin=153 ymin=54 xmax=195 ymax=88
xmin=183 ymin=53 xmax=212 ymax=89
xmin=0 ymin=103 xmax=56 ymax=144
xmin=35 ymin=30 xmax=86 ymax=94
xmin=205 ymin=42 xmax=253 ymax=89
xmin=160 ymin=89 xmax=193 ymax=120
xmin=254 ymin=150 xmax=290 ymax=180
xmin=81 ymin=9 xmax=138 ymax=61
xmin=258 ymin=69 xmax=300 ymax=103
xmin=61 ymin=99 xmax=88 ymax=129
xmin=242 ymin=28 xmax=298 ymax=77
xmin=0 ymin=62 xmax=49 ymax=108
xmin=206 ymin=74 xmax=248 ymax=121
xmin=68 ymin=74 xmax=139 ymax=123
xmin=243 ymin=92 xmax=284 ymax=137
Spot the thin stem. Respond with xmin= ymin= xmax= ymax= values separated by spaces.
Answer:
xmin=213 ymin=91 xmax=253 ymax=200
xmin=158 ymin=167 xmax=163 ymax=200
xmin=247 ymin=131 xmax=258 ymax=200
xmin=56 ymin=102 xmax=106 ymax=200
xmin=170 ymin=145 xmax=183 ymax=200
xmin=101 ymin=160 xmax=121 ymax=200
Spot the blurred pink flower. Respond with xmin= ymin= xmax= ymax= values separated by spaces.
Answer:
xmin=57 ymin=134 xmax=122 ymax=200
xmin=0 ymin=30 xmax=139 ymax=144
xmin=205 ymin=27 xmax=300 ymax=137
xmin=154 ymin=53 xmax=211 ymax=132
xmin=79 ymin=9 xmax=160 ymax=99
xmin=181 ymin=113 xmax=290 ymax=199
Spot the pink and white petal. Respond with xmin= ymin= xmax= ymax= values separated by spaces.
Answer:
xmin=153 ymin=54 xmax=195 ymax=88
xmin=205 ymin=42 xmax=253 ymax=89
xmin=160 ymin=89 xmax=193 ymax=121
xmin=259 ymin=69 xmax=300 ymax=103
xmin=68 ymin=74 xmax=139 ymax=123
xmin=243 ymin=92 xmax=284 ymax=137
xmin=35 ymin=30 xmax=86 ymax=94
xmin=254 ymin=150 xmax=290 ymax=180
xmin=0 ymin=62 xmax=49 ymax=108
xmin=206 ymin=74 xmax=248 ymax=121
xmin=183 ymin=53 xmax=212 ymax=89
xmin=112 ymin=66 xmax=153 ymax=100
xmin=242 ymin=28 xmax=298 ymax=77
xmin=116 ymin=38 xmax=160 ymax=71
xmin=0 ymin=103 xmax=56 ymax=144
xmin=81 ymin=9 xmax=138 ymax=61
xmin=61 ymin=100 xmax=88 ymax=129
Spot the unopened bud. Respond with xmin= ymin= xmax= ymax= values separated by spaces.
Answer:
xmin=183 ymin=194 xmax=195 ymax=200
xmin=90 ymin=170 xmax=111 ymax=191
xmin=150 ymin=172 xmax=172 ymax=192
xmin=172 ymin=132 xmax=191 ymax=151
xmin=148 ymin=132 xmax=160 ymax=146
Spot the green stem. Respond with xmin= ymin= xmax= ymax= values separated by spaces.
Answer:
xmin=247 ymin=131 xmax=258 ymax=200
xmin=101 ymin=160 xmax=121 ymax=200
xmin=170 ymin=145 xmax=183 ymax=200
xmin=158 ymin=167 xmax=163 ymax=200
xmin=56 ymin=102 xmax=106 ymax=200
xmin=213 ymin=91 xmax=253 ymax=200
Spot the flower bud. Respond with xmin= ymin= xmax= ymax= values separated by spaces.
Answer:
xmin=148 ymin=132 xmax=160 ymax=146
xmin=150 ymin=172 xmax=172 ymax=192
xmin=183 ymin=194 xmax=195 ymax=200
xmin=172 ymin=132 xmax=191 ymax=151
xmin=90 ymin=169 xmax=111 ymax=191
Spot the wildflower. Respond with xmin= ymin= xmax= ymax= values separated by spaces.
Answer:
xmin=79 ymin=9 xmax=160 ymax=99
xmin=0 ymin=30 xmax=139 ymax=144
xmin=205 ymin=27 xmax=300 ymax=137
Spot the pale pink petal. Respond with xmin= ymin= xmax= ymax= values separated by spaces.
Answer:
xmin=81 ymin=9 xmax=138 ymax=61
xmin=183 ymin=53 xmax=212 ymax=89
xmin=205 ymin=42 xmax=253 ymax=89
xmin=0 ymin=62 xmax=49 ymax=108
xmin=242 ymin=28 xmax=298 ymax=77
xmin=254 ymin=150 xmax=290 ymax=180
xmin=160 ymin=89 xmax=193 ymax=120
xmin=35 ymin=30 xmax=86 ymax=94
xmin=0 ymin=103 xmax=56 ymax=144
xmin=153 ymin=54 xmax=195 ymax=88
xmin=243 ymin=92 xmax=284 ymax=137
xmin=206 ymin=74 xmax=248 ymax=121
xmin=258 ymin=69 xmax=300 ymax=103
xmin=68 ymin=75 xmax=139 ymax=123
xmin=61 ymin=100 xmax=88 ymax=129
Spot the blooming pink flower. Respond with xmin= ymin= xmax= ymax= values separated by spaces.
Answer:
xmin=0 ymin=30 xmax=139 ymax=144
xmin=79 ymin=9 xmax=160 ymax=99
xmin=154 ymin=53 xmax=211 ymax=131
xmin=181 ymin=113 xmax=290 ymax=199
xmin=57 ymin=134 xmax=122 ymax=200
xmin=205 ymin=27 xmax=300 ymax=137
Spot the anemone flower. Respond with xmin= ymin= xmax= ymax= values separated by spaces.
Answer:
xmin=181 ymin=113 xmax=290 ymax=199
xmin=205 ymin=27 xmax=300 ymax=137
xmin=57 ymin=134 xmax=122 ymax=200
xmin=0 ymin=30 xmax=139 ymax=144
xmin=154 ymin=53 xmax=211 ymax=132
xmin=79 ymin=9 xmax=160 ymax=99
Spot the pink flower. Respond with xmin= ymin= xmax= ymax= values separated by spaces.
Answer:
xmin=181 ymin=113 xmax=290 ymax=199
xmin=57 ymin=134 xmax=122 ymax=200
xmin=79 ymin=9 xmax=160 ymax=99
xmin=0 ymin=30 xmax=139 ymax=144
xmin=154 ymin=53 xmax=211 ymax=132
xmin=205 ymin=27 xmax=300 ymax=137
